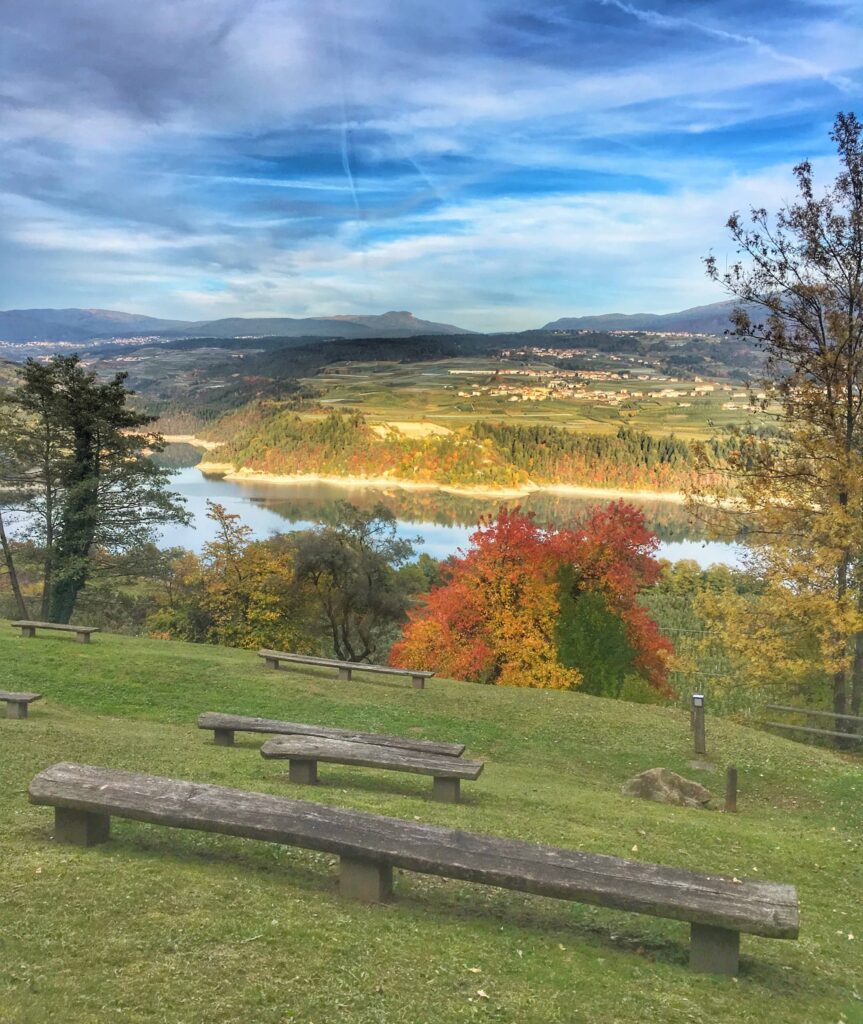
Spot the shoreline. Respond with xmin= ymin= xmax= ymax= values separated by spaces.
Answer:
xmin=196 ymin=463 xmax=687 ymax=504
xmin=162 ymin=434 xmax=223 ymax=451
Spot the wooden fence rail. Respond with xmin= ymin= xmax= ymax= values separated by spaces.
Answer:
xmin=764 ymin=704 xmax=863 ymax=745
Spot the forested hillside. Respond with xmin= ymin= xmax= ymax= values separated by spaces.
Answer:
xmin=201 ymin=409 xmax=735 ymax=492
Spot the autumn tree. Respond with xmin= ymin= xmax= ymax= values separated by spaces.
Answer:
xmin=0 ymin=355 xmax=187 ymax=622
xmin=699 ymin=112 xmax=863 ymax=733
xmin=391 ymin=503 xmax=673 ymax=694
xmin=291 ymin=502 xmax=419 ymax=662
xmin=148 ymin=501 xmax=313 ymax=651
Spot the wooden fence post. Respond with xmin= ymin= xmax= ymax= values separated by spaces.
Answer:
xmin=725 ymin=765 xmax=737 ymax=813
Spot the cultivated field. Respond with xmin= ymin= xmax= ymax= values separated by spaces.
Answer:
xmin=306 ymin=358 xmax=781 ymax=441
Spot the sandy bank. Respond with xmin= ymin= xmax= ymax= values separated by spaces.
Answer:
xmin=196 ymin=463 xmax=685 ymax=504
xmin=162 ymin=434 xmax=224 ymax=451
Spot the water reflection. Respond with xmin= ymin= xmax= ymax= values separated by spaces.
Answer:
xmin=158 ymin=461 xmax=743 ymax=568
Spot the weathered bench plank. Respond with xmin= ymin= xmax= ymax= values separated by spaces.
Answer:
xmin=261 ymin=737 xmax=483 ymax=802
xmin=11 ymin=620 xmax=99 ymax=643
xmin=29 ymin=763 xmax=799 ymax=975
xmin=258 ymin=649 xmax=432 ymax=689
xmin=197 ymin=712 xmax=465 ymax=757
xmin=0 ymin=690 xmax=42 ymax=719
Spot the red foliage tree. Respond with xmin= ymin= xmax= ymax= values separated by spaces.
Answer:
xmin=391 ymin=502 xmax=674 ymax=694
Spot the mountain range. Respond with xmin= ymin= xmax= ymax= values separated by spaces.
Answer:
xmin=0 ymin=298 xmax=750 ymax=344
xmin=0 ymin=308 xmax=473 ymax=342
xmin=543 ymin=299 xmax=749 ymax=335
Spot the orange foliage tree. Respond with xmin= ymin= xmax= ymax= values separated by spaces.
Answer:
xmin=390 ymin=503 xmax=674 ymax=695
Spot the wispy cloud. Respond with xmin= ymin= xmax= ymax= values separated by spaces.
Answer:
xmin=0 ymin=0 xmax=861 ymax=326
xmin=599 ymin=0 xmax=856 ymax=92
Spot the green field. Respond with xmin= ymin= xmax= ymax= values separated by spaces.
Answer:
xmin=1 ymin=625 xmax=860 ymax=1023
xmin=302 ymin=358 xmax=781 ymax=441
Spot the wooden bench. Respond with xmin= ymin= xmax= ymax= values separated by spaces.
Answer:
xmin=261 ymin=736 xmax=483 ymax=803
xmin=0 ymin=690 xmax=42 ymax=719
xmin=29 ymin=763 xmax=799 ymax=975
xmin=258 ymin=649 xmax=433 ymax=689
xmin=197 ymin=712 xmax=465 ymax=757
xmin=11 ymin=620 xmax=99 ymax=644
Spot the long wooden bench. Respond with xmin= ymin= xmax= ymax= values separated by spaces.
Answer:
xmin=261 ymin=736 xmax=483 ymax=803
xmin=259 ymin=649 xmax=433 ymax=689
xmin=197 ymin=712 xmax=465 ymax=757
xmin=0 ymin=690 xmax=42 ymax=719
xmin=29 ymin=763 xmax=799 ymax=975
xmin=11 ymin=620 xmax=99 ymax=644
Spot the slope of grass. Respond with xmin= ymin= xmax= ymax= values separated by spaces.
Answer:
xmin=0 ymin=622 xmax=860 ymax=1024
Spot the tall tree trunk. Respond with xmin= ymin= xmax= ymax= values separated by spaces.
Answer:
xmin=832 ymin=549 xmax=850 ymax=743
xmin=47 ymin=473 xmax=99 ymax=624
xmin=40 ymin=476 xmax=54 ymax=620
xmin=0 ymin=508 xmax=29 ymax=619
xmin=851 ymin=585 xmax=863 ymax=728
xmin=851 ymin=630 xmax=863 ymax=719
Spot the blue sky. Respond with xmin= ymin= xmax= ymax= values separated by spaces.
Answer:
xmin=1 ymin=0 xmax=861 ymax=330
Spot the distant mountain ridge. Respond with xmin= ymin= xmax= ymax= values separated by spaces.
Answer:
xmin=0 ymin=308 xmax=474 ymax=342
xmin=543 ymin=300 xmax=755 ymax=335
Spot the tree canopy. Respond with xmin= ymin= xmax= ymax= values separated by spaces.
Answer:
xmin=0 ymin=355 xmax=187 ymax=622
xmin=390 ymin=503 xmax=673 ymax=694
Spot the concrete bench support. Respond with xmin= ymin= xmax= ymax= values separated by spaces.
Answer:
xmin=338 ymin=667 xmax=352 ymax=681
xmin=288 ymin=759 xmax=318 ymax=785
xmin=411 ymin=675 xmax=425 ymax=690
xmin=54 ymin=807 xmax=111 ymax=847
xmin=340 ymin=856 xmax=393 ymax=902
xmin=7 ymin=701 xmax=30 ymax=720
xmin=690 ymin=923 xmax=740 ymax=976
xmin=213 ymin=728 xmax=235 ymax=747
xmin=432 ymin=777 xmax=461 ymax=803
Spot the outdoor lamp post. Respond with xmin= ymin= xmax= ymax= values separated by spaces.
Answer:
xmin=691 ymin=693 xmax=706 ymax=756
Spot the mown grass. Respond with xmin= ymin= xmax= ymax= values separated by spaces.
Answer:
xmin=0 ymin=622 xmax=860 ymax=1023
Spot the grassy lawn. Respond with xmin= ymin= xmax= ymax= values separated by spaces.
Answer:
xmin=1 ymin=623 xmax=860 ymax=1023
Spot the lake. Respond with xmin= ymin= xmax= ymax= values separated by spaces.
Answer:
xmin=159 ymin=464 xmax=743 ymax=568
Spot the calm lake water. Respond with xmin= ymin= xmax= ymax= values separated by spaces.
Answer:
xmin=159 ymin=464 xmax=743 ymax=568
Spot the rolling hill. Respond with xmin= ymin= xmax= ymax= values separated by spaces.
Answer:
xmin=0 ymin=623 xmax=858 ymax=1023
xmin=0 ymin=308 xmax=474 ymax=343
xmin=543 ymin=300 xmax=759 ymax=336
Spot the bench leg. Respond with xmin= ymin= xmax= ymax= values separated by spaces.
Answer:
xmin=20 ymin=626 xmax=36 ymax=638
xmin=6 ymin=701 xmax=29 ymax=719
xmin=264 ymin=657 xmax=279 ymax=670
xmin=339 ymin=856 xmax=393 ymax=902
xmin=213 ymin=728 xmax=235 ymax=747
xmin=411 ymin=675 xmax=425 ymax=690
xmin=54 ymin=807 xmax=111 ymax=847
xmin=432 ymin=777 xmax=461 ymax=803
xmin=75 ymin=631 xmax=91 ymax=644
xmin=689 ymin=923 xmax=740 ymax=976
xmin=289 ymin=758 xmax=318 ymax=785
xmin=338 ymin=667 xmax=352 ymax=681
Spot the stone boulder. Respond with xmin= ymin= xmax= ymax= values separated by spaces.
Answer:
xmin=621 ymin=767 xmax=711 ymax=809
